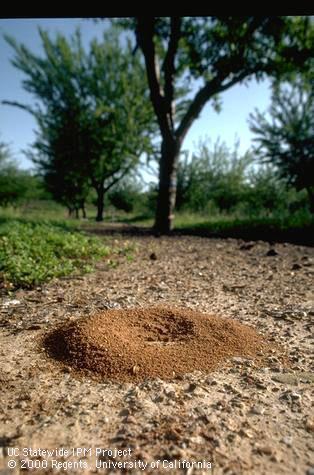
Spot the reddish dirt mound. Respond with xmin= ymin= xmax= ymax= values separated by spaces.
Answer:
xmin=44 ymin=306 xmax=270 ymax=382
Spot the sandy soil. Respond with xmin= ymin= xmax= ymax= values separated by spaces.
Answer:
xmin=0 ymin=233 xmax=313 ymax=474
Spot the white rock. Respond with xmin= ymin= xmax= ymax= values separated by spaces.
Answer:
xmin=281 ymin=436 xmax=293 ymax=447
xmin=2 ymin=299 xmax=21 ymax=307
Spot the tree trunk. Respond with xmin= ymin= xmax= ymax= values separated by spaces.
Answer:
xmin=75 ymin=208 xmax=79 ymax=219
xmin=154 ymin=137 xmax=180 ymax=233
xmin=96 ymin=187 xmax=105 ymax=222
xmin=307 ymin=186 xmax=314 ymax=213
xmin=81 ymin=203 xmax=87 ymax=219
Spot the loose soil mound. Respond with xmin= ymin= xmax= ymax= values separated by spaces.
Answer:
xmin=44 ymin=306 xmax=270 ymax=382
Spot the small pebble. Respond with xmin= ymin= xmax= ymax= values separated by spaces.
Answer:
xmin=266 ymin=249 xmax=279 ymax=257
xmin=250 ymin=406 xmax=265 ymax=415
xmin=281 ymin=436 xmax=293 ymax=447
xmin=291 ymin=392 xmax=302 ymax=401
xmin=305 ymin=418 xmax=314 ymax=433
xmin=187 ymin=383 xmax=197 ymax=392
xmin=292 ymin=263 xmax=302 ymax=270
xmin=256 ymin=445 xmax=273 ymax=455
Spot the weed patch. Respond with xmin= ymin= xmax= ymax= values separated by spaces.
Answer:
xmin=0 ymin=221 xmax=111 ymax=288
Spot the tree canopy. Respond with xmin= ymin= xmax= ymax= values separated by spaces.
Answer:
xmin=249 ymin=77 xmax=314 ymax=211
xmin=4 ymin=27 xmax=155 ymax=219
xmin=120 ymin=16 xmax=314 ymax=232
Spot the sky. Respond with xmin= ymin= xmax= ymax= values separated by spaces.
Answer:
xmin=0 ymin=18 xmax=272 ymax=170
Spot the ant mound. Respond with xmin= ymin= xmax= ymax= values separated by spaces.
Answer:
xmin=45 ymin=306 xmax=270 ymax=382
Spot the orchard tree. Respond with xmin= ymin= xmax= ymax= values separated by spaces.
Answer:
xmin=249 ymin=77 xmax=314 ymax=212
xmin=175 ymin=139 xmax=251 ymax=212
xmin=0 ymin=141 xmax=37 ymax=207
xmin=4 ymin=28 xmax=155 ymax=220
xmin=25 ymin=105 xmax=91 ymax=217
xmin=125 ymin=16 xmax=314 ymax=232
xmin=85 ymin=31 xmax=155 ymax=220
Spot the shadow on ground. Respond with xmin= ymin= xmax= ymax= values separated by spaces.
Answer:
xmin=83 ymin=222 xmax=314 ymax=247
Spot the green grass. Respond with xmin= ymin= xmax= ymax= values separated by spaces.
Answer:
xmin=173 ymin=209 xmax=313 ymax=231
xmin=173 ymin=210 xmax=314 ymax=245
xmin=121 ymin=209 xmax=314 ymax=245
xmin=118 ymin=208 xmax=313 ymax=229
xmin=0 ymin=220 xmax=111 ymax=289
xmin=0 ymin=201 xmax=69 ymax=222
xmin=119 ymin=212 xmax=154 ymax=227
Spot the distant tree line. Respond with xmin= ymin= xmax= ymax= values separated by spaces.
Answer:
xmin=106 ymin=140 xmax=311 ymax=219
xmin=1 ymin=17 xmax=313 ymax=227
xmin=0 ymin=141 xmax=49 ymax=208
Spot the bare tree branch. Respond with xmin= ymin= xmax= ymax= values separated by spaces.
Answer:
xmin=176 ymin=70 xmax=254 ymax=143
xmin=136 ymin=17 xmax=171 ymax=138
xmin=103 ymin=162 xmax=135 ymax=193
xmin=162 ymin=17 xmax=181 ymax=125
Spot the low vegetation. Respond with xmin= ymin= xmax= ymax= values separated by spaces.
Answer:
xmin=0 ymin=220 xmax=111 ymax=288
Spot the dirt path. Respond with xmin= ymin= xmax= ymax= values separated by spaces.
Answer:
xmin=0 ymin=234 xmax=313 ymax=474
